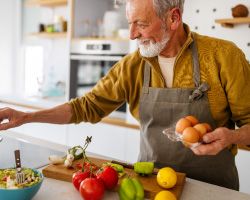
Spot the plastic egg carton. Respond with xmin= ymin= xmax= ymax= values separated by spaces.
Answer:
xmin=162 ymin=127 xmax=201 ymax=149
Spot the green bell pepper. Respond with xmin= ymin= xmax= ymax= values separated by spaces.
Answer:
xmin=134 ymin=162 xmax=154 ymax=176
xmin=118 ymin=177 xmax=144 ymax=200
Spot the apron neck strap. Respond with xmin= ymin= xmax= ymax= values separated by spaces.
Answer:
xmin=142 ymin=62 xmax=151 ymax=94
xmin=190 ymin=36 xmax=201 ymax=87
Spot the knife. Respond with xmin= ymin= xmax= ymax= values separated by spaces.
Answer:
xmin=111 ymin=160 xmax=158 ymax=175
xmin=111 ymin=160 xmax=134 ymax=169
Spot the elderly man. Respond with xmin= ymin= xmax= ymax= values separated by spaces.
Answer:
xmin=1 ymin=0 xmax=250 ymax=190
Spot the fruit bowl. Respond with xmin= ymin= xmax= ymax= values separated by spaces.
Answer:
xmin=0 ymin=168 xmax=43 ymax=200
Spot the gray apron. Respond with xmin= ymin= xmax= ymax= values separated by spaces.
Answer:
xmin=138 ymin=39 xmax=239 ymax=190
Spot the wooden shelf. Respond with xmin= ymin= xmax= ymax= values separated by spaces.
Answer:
xmin=28 ymin=32 xmax=67 ymax=39
xmin=25 ymin=0 xmax=68 ymax=7
xmin=215 ymin=17 xmax=250 ymax=28
xmin=73 ymin=37 xmax=130 ymax=42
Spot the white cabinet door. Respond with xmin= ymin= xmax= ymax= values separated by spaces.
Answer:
xmin=67 ymin=122 xmax=140 ymax=162
xmin=13 ymin=123 xmax=67 ymax=145
xmin=123 ymin=128 xmax=140 ymax=163
xmin=235 ymin=149 xmax=250 ymax=194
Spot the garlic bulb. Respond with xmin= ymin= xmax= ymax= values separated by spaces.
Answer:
xmin=49 ymin=155 xmax=65 ymax=165
xmin=66 ymin=153 xmax=74 ymax=162
xmin=64 ymin=159 xmax=73 ymax=168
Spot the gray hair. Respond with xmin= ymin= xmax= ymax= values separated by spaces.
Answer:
xmin=153 ymin=0 xmax=185 ymax=19
xmin=118 ymin=0 xmax=185 ymax=19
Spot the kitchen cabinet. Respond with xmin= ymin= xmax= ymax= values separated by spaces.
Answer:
xmin=24 ymin=0 xmax=68 ymax=39
xmin=67 ymin=122 xmax=140 ymax=163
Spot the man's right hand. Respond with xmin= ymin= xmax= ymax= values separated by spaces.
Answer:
xmin=0 ymin=103 xmax=73 ymax=131
xmin=0 ymin=107 xmax=27 ymax=130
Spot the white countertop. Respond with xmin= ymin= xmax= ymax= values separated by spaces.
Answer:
xmin=0 ymin=94 xmax=66 ymax=109
xmin=0 ymin=94 xmax=127 ymax=120
xmin=2 ymin=131 xmax=250 ymax=200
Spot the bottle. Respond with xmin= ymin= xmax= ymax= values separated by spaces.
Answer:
xmin=82 ymin=19 xmax=91 ymax=37
xmin=97 ymin=19 xmax=104 ymax=38
xmin=42 ymin=66 xmax=56 ymax=97
xmin=54 ymin=16 xmax=64 ymax=32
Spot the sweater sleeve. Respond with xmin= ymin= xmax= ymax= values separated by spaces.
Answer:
xmin=68 ymin=61 xmax=126 ymax=124
xmin=220 ymin=44 xmax=250 ymax=127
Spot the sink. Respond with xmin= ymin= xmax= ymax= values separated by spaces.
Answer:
xmin=0 ymin=134 xmax=65 ymax=169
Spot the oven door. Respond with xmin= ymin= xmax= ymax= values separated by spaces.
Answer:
xmin=69 ymin=54 xmax=126 ymax=115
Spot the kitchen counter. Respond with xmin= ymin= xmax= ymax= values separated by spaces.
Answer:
xmin=0 ymin=94 xmax=66 ymax=110
xmin=0 ymin=94 xmax=138 ymax=129
xmin=1 ymin=131 xmax=250 ymax=200
xmin=35 ymin=175 xmax=250 ymax=200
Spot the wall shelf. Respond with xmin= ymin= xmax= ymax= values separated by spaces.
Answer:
xmin=28 ymin=32 xmax=67 ymax=39
xmin=73 ymin=37 xmax=130 ymax=41
xmin=215 ymin=17 xmax=250 ymax=28
xmin=25 ymin=0 xmax=68 ymax=7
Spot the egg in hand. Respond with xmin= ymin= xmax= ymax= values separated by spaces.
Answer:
xmin=175 ymin=118 xmax=192 ymax=133
xmin=175 ymin=115 xmax=213 ymax=147
xmin=182 ymin=127 xmax=200 ymax=143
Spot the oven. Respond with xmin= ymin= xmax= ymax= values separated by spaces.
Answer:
xmin=69 ymin=39 xmax=130 ymax=116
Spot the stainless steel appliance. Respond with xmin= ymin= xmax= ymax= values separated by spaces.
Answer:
xmin=69 ymin=39 xmax=130 ymax=114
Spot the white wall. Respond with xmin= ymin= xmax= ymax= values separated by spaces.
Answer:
xmin=0 ymin=0 xmax=16 ymax=94
xmin=183 ymin=1 xmax=250 ymax=194
xmin=183 ymin=0 xmax=250 ymax=61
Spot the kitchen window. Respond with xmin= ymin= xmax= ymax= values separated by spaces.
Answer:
xmin=24 ymin=46 xmax=44 ymax=96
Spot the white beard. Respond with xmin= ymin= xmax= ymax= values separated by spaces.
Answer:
xmin=138 ymin=34 xmax=169 ymax=57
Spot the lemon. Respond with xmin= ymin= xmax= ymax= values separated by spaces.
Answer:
xmin=154 ymin=190 xmax=177 ymax=200
xmin=157 ymin=167 xmax=177 ymax=189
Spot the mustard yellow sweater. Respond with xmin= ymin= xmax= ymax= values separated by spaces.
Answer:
xmin=69 ymin=25 xmax=250 ymax=130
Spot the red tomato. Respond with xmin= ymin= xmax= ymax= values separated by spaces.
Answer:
xmin=83 ymin=162 xmax=99 ymax=172
xmin=76 ymin=162 xmax=99 ymax=172
xmin=72 ymin=170 xmax=90 ymax=190
xmin=96 ymin=166 xmax=118 ymax=190
xmin=75 ymin=163 xmax=83 ymax=169
xmin=79 ymin=177 xmax=105 ymax=200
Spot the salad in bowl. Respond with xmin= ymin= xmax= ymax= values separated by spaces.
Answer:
xmin=0 ymin=168 xmax=43 ymax=200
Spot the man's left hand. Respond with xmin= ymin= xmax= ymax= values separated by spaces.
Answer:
xmin=191 ymin=127 xmax=235 ymax=155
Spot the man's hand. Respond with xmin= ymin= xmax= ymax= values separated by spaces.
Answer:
xmin=0 ymin=103 xmax=73 ymax=131
xmin=191 ymin=127 xmax=235 ymax=155
xmin=0 ymin=107 xmax=27 ymax=130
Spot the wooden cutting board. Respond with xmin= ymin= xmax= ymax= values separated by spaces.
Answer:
xmin=42 ymin=157 xmax=186 ymax=199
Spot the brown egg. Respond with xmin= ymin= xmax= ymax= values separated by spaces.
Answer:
xmin=202 ymin=123 xmax=213 ymax=132
xmin=175 ymin=118 xmax=192 ymax=134
xmin=193 ymin=123 xmax=207 ymax=139
xmin=182 ymin=127 xmax=200 ymax=143
xmin=185 ymin=115 xmax=199 ymax=126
